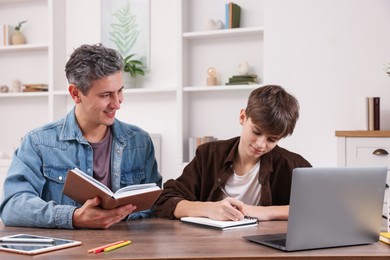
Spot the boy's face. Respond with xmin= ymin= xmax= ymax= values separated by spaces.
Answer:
xmin=72 ymin=71 xmax=124 ymax=130
xmin=239 ymin=110 xmax=281 ymax=160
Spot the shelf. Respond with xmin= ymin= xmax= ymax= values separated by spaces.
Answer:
xmin=0 ymin=92 xmax=49 ymax=98
xmin=52 ymin=87 xmax=177 ymax=97
xmin=183 ymin=27 xmax=264 ymax=40
xmin=123 ymin=87 xmax=177 ymax=94
xmin=0 ymin=0 xmax=42 ymax=4
xmin=183 ymin=85 xmax=261 ymax=92
xmin=0 ymin=43 xmax=48 ymax=53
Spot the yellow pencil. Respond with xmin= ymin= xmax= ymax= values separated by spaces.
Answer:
xmin=103 ymin=240 xmax=131 ymax=252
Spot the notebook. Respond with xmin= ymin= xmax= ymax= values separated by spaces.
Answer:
xmin=243 ymin=166 xmax=387 ymax=251
xmin=181 ymin=216 xmax=257 ymax=230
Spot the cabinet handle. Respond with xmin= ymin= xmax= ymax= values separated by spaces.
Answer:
xmin=372 ymin=148 xmax=389 ymax=155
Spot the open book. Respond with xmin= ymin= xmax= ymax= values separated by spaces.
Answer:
xmin=181 ymin=217 xmax=258 ymax=231
xmin=63 ymin=168 xmax=162 ymax=211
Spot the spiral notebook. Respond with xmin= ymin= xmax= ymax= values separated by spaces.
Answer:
xmin=181 ymin=216 xmax=258 ymax=230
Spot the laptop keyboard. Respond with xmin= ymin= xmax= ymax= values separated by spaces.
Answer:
xmin=267 ymin=239 xmax=286 ymax=247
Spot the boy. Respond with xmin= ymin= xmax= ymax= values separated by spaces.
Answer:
xmin=154 ymin=85 xmax=311 ymax=221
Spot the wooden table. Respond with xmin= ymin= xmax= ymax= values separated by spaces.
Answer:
xmin=0 ymin=218 xmax=389 ymax=259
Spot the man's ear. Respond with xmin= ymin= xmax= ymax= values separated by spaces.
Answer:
xmin=239 ymin=109 xmax=246 ymax=125
xmin=68 ymin=84 xmax=81 ymax=103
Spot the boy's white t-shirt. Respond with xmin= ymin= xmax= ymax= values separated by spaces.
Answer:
xmin=224 ymin=161 xmax=261 ymax=205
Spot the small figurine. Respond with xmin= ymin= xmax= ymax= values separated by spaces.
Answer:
xmin=0 ymin=85 xmax=9 ymax=93
xmin=204 ymin=19 xmax=224 ymax=30
xmin=11 ymin=79 xmax=21 ymax=92
xmin=238 ymin=61 xmax=250 ymax=76
xmin=207 ymin=67 xmax=217 ymax=86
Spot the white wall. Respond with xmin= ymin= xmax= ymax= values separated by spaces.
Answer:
xmin=65 ymin=0 xmax=390 ymax=178
xmin=65 ymin=0 xmax=179 ymax=181
xmin=264 ymin=0 xmax=390 ymax=166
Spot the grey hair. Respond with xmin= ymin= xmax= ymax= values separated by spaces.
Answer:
xmin=65 ymin=43 xmax=124 ymax=95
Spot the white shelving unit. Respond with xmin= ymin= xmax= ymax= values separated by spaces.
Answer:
xmin=0 ymin=0 xmax=67 ymax=158
xmin=0 ymin=0 xmax=265 ymax=183
xmin=177 ymin=0 xmax=264 ymax=165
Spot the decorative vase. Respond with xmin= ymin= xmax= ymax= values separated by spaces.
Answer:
xmin=11 ymin=31 xmax=26 ymax=45
xmin=238 ymin=61 xmax=250 ymax=75
xmin=122 ymin=73 xmax=138 ymax=88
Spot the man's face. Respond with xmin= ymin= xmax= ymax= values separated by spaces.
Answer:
xmin=239 ymin=110 xmax=281 ymax=160
xmin=76 ymin=71 xmax=124 ymax=128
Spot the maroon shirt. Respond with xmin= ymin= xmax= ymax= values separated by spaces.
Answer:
xmin=154 ymin=137 xmax=312 ymax=219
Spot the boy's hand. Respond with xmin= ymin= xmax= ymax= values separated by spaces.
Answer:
xmin=206 ymin=197 xmax=246 ymax=221
xmin=72 ymin=197 xmax=136 ymax=229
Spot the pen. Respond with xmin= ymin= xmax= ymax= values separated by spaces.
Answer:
xmin=219 ymin=185 xmax=231 ymax=198
xmin=103 ymin=240 xmax=131 ymax=252
xmin=219 ymin=185 xmax=259 ymax=222
xmin=87 ymin=240 xmax=127 ymax=254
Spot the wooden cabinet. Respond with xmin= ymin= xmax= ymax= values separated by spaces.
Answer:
xmin=336 ymin=130 xmax=390 ymax=220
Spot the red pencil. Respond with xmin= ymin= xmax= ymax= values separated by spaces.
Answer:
xmin=87 ymin=240 xmax=127 ymax=254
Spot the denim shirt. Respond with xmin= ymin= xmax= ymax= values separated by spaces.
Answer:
xmin=0 ymin=108 xmax=162 ymax=229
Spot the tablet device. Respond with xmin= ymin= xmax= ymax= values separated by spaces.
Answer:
xmin=0 ymin=234 xmax=82 ymax=255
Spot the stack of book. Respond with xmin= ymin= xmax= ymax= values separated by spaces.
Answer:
xmin=226 ymin=75 xmax=258 ymax=85
xmin=379 ymin=232 xmax=390 ymax=245
xmin=225 ymin=2 xmax=241 ymax=29
xmin=22 ymin=84 xmax=48 ymax=92
xmin=188 ymin=136 xmax=218 ymax=161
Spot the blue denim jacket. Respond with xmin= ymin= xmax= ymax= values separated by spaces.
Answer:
xmin=0 ymin=108 xmax=162 ymax=229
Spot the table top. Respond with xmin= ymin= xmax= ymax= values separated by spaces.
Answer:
xmin=0 ymin=218 xmax=389 ymax=259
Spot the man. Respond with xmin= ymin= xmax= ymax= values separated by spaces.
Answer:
xmin=0 ymin=44 xmax=162 ymax=229
xmin=154 ymin=85 xmax=311 ymax=221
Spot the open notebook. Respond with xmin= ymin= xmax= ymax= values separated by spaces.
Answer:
xmin=181 ymin=216 xmax=258 ymax=230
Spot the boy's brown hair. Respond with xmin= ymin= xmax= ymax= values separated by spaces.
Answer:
xmin=245 ymin=85 xmax=299 ymax=138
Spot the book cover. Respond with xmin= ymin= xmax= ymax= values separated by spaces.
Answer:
xmin=63 ymin=168 xmax=162 ymax=210
xmin=367 ymin=97 xmax=374 ymax=131
xmin=225 ymin=3 xmax=229 ymax=29
xmin=379 ymin=232 xmax=390 ymax=245
xmin=229 ymin=2 xmax=233 ymax=29
xmin=225 ymin=82 xmax=257 ymax=85
xmin=373 ymin=97 xmax=380 ymax=130
xmin=228 ymin=77 xmax=257 ymax=83
xmin=181 ymin=217 xmax=257 ymax=231
xmin=232 ymin=74 xmax=258 ymax=79
xmin=3 ymin=24 xmax=13 ymax=46
xmin=232 ymin=3 xmax=241 ymax=28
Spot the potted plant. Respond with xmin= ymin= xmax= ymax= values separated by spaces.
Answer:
xmin=124 ymin=54 xmax=145 ymax=78
xmin=122 ymin=54 xmax=145 ymax=88
xmin=12 ymin=20 xmax=27 ymax=45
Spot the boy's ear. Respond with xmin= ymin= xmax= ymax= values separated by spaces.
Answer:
xmin=239 ymin=109 xmax=246 ymax=125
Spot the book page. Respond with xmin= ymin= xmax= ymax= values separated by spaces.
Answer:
xmin=72 ymin=168 xmax=113 ymax=196
xmin=114 ymin=186 xmax=161 ymax=199
xmin=115 ymin=183 xmax=157 ymax=194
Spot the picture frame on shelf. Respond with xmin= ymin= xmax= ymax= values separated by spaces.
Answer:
xmin=101 ymin=0 xmax=150 ymax=70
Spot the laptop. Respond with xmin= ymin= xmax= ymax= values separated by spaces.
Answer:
xmin=243 ymin=166 xmax=387 ymax=251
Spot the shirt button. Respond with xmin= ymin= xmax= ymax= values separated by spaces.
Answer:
xmin=59 ymin=176 xmax=63 ymax=181
xmin=117 ymin=150 xmax=120 ymax=155
xmin=217 ymin=178 xmax=221 ymax=183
